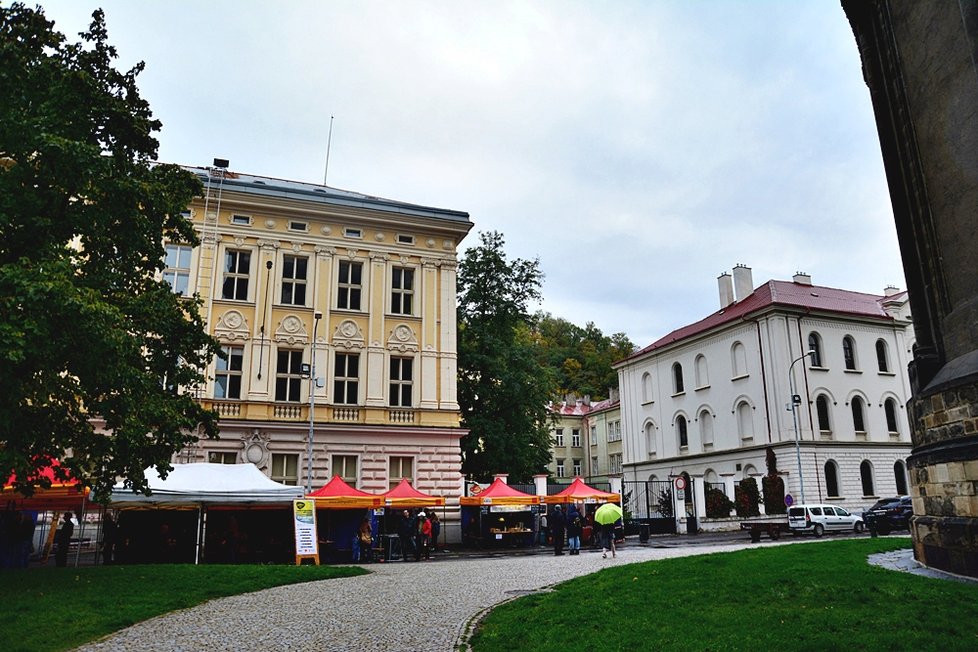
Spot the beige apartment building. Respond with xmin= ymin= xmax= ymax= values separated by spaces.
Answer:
xmin=162 ymin=162 xmax=472 ymax=539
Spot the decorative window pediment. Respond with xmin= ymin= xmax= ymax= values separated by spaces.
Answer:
xmin=333 ymin=319 xmax=365 ymax=350
xmin=274 ymin=314 xmax=309 ymax=345
xmin=215 ymin=309 xmax=250 ymax=341
xmin=388 ymin=324 xmax=419 ymax=352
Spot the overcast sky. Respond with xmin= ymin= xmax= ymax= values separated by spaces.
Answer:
xmin=39 ymin=1 xmax=904 ymax=348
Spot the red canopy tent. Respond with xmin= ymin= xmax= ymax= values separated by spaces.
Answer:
xmin=2 ymin=459 xmax=90 ymax=512
xmin=544 ymin=477 xmax=620 ymax=505
xmin=306 ymin=476 xmax=382 ymax=508
xmin=459 ymin=478 xmax=543 ymax=506
xmin=381 ymin=478 xmax=445 ymax=508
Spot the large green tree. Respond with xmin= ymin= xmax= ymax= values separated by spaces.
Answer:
xmin=532 ymin=313 xmax=634 ymax=399
xmin=0 ymin=5 xmax=220 ymax=499
xmin=457 ymin=231 xmax=557 ymax=482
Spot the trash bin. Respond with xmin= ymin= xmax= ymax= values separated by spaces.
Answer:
xmin=639 ymin=523 xmax=650 ymax=543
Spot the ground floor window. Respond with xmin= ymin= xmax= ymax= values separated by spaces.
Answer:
xmin=208 ymin=451 xmax=238 ymax=464
xmin=389 ymin=456 xmax=413 ymax=489
xmin=271 ymin=453 xmax=299 ymax=485
xmin=333 ymin=455 xmax=358 ymax=487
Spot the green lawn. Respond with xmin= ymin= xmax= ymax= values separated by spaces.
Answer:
xmin=1 ymin=564 xmax=367 ymax=652
xmin=470 ymin=537 xmax=978 ymax=652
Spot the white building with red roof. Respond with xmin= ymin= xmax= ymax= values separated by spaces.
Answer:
xmin=614 ymin=265 xmax=915 ymax=528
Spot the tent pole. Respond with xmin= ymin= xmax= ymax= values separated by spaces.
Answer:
xmin=195 ymin=506 xmax=203 ymax=565
xmin=73 ymin=493 xmax=87 ymax=568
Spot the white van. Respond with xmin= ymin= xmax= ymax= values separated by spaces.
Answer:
xmin=787 ymin=504 xmax=864 ymax=537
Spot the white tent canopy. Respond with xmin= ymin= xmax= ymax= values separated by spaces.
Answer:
xmin=107 ymin=463 xmax=304 ymax=509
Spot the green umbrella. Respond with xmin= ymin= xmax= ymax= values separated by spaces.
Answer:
xmin=594 ymin=502 xmax=623 ymax=526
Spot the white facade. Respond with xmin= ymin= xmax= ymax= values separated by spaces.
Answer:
xmin=615 ymin=268 xmax=914 ymax=525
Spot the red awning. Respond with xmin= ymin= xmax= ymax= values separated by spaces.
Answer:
xmin=544 ymin=477 xmax=620 ymax=504
xmin=460 ymin=478 xmax=543 ymax=506
xmin=3 ymin=459 xmax=90 ymax=511
xmin=307 ymin=476 xmax=382 ymax=508
xmin=381 ymin=478 xmax=446 ymax=507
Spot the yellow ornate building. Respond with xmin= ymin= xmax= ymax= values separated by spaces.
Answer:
xmin=163 ymin=162 xmax=471 ymax=537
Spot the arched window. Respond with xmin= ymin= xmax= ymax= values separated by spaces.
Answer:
xmin=860 ymin=460 xmax=875 ymax=496
xmin=731 ymin=341 xmax=748 ymax=377
xmin=704 ymin=469 xmax=719 ymax=484
xmin=876 ymin=339 xmax=890 ymax=373
xmin=884 ymin=398 xmax=899 ymax=433
xmin=894 ymin=460 xmax=908 ymax=495
xmin=843 ymin=335 xmax=857 ymax=370
xmin=737 ymin=401 xmax=754 ymax=440
xmin=642 ymin=372 xmax=653 ymax=402
xmin=699 ymin=409 xmax=714 ymax=447
xmin=816 ymin=395 xmax=832 ymax=433
xmin=694 ymin=354 xmax=709 ymax=388
xmin=824 ymin=460 xmax=840 ymax=497
xmin=851 ymin=396 xmax=866 ymax=433
xmin=672 ymin=363 xmax=685 ymax=394
xmin=645 ymin=422 xmax=656 ymax=456
xmin=808 ymin=332 xmax=823 ymax=367
xmin=677 ymin=416 xmax=688 ymax=449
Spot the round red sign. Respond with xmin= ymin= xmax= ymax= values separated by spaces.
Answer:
xmin=674 ymin=477 xmax=687 ymax=490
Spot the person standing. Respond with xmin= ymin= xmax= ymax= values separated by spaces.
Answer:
xmin=566 ymin=504 xmax=583 ymax=556
xmin=600 ymin=520 xmax=617 ymax=559
xmin=429 ymin=512 xmax=441 ymax=553
xmin=55 ymin=511 xmax=74 ymax=567
xmin=550 ymin=505 xmax=566 ymax=556
xmin=415 ymin=511 xmax=431 ymax=561
xmin=101 ymin=513 xmax=117 ymax=565
xmin=355 ymin=516 xmax=373 ymax=563
xmin=398 ymin=509 xmax=415 ymax=561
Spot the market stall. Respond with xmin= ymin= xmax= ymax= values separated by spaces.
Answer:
xmin=459 ymin=479 xmax=543 ymax=548
xmin=106 ymin=463 xmax=304 ymax=564
xmin=378 ymin=478 xmax=446 ymax=559
xmin=306 ymin=476 xmax=382 ymax=562
xmin=544 ymin=477 xmax=621 ymax=547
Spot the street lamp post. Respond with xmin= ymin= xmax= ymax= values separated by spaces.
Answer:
xmin=788 ymin=350 xmax=815 ymax=505
xmin=305 ymin=311 xmax=323 ymax=493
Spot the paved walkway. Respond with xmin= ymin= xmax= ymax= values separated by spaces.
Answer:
xmin=74 ymin=542 xmax=759 ymax=652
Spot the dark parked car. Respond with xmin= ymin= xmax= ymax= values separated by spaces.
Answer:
xmin=863 ymin=496 xmax=912 ymax=534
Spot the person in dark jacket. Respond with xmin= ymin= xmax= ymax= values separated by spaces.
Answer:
xmin=550 ymin=505 xmax=566 ymax=556
xmin=398 ymin=509 xmax=416 ymax=561
xmin=566 ymin=504 xmax=583 ymax=555
xmin=55 ymin=511 xmax=74 ymax=567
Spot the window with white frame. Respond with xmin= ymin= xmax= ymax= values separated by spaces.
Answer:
xmin=208 ymin=451 xmax=237 ymax=464
xmin=163 ymin=244 xmax=192 ymax=296
xmin=572 ymin=459 xmax=582 ymax=476
xmin=275 ymin=349 xmax=303 ymax=402
xmin=388 ymin=456 xmax=413 ymax=489
xmin=591 ymin=425 xmax=597 ymax=446
xmin=214 ymin=345 xmax=244 ymax=399
xmin=884 ymin=398 xmax=899 ymax=434
xmin=876 ymin=339 xmax=890 ymax=372
xmin=554 ymin=428 xmax=564 ymax=447
xmin=556 ymin=459 xmax=565 ymax=478
xmin=571 ymin=428 xmax=581 ymax=447
xmin=609 ymin=420 xmax=622 ymax=442
xmin=337 ymin=260 xmax=362 ymax=310
xmin=851 ymin=396 xmax=867 ymax=433
xmin=591 ymin=456 xmax=599 ymax=474
xmin=808 ymin=332 xmax=824 ymax=367
xmin=332 ymin=455 xmax=358 ymax=487
xmin=389 ymin=356 xmax=413 ymax=407
xmin=391 ymin=267 xmax=414 ymax=315
xmin=334 ymin=352 xmax=360 ymax=404
xmin=610 ymin=453 xmax=623 ymax=475
xmin=281 ymin=255 xmax=308 ymax=306
xmin=222 ymin=249 xmax=251 ymax=300
xmin=677 ymin=415 xmax=688 ymax=449
xmin=672 ymin=363 xmax=685 ymax=394
xmin=271 ymin=453 xmax=299 ymax=485
xmin=843 ymin=335 xmax=858 ymax=370
xmin=816 ymin=395 xmax=832 ymax=433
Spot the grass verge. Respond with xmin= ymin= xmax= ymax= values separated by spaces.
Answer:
xmin=470 ymin=537 xmax=978 ymax=652
xmin=1 ymin=563 xmax=367 ymax=652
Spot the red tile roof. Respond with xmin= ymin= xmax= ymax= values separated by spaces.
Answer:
xmin=622 ymin=280 xmax=895 ymax=363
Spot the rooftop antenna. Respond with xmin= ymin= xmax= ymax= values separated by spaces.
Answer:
xmin=323 ymin=115 xmax=334 ymax=185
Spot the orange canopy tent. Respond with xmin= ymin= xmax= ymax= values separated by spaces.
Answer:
xmin=381 ymin=478 xmax=445 ymax=508
xmin=2 ymin=459 xmax=90 ymax=512
xmin=544 ymin=477 xmax=620 ymax=505
xmin=307 ymin=476 xmax=382 ymax=508
xmin=459 ymin=478 xmax=543 ymax=506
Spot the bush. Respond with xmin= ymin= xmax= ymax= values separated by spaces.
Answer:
xmin=735 ymin=478 xmax=762 ymax=517
xmin=762 ymin=475 xmax=786 ymax=515
xmin=705 ymin=487 xmax=734 ymax=518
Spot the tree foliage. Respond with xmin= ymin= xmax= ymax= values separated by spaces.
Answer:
xmin=457 ymin=231 xmax=557 ymax=482
xmin=531 ymin=313 xmax=634 ymax=399
xmin=0 ymin=5 xmax=220 ymax=499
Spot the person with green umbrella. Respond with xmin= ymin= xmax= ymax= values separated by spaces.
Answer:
xmin=594 ymin=502 xmax=622 ymax=559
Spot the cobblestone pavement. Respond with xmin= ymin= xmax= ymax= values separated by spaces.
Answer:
xmin=73 ymin=542 xmax=759 ymax=652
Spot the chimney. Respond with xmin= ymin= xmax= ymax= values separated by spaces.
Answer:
xmin=718 ymin=272 xmax=734 ymax=308
xmin=732 ymin=264 xmax=753 ymax=301
xmin=609 ymin=387 xmax=620 ymax=402
xmin=793 ymin=272 xmax=812 ymax=285
xmin=884 ymin=285 xmax=901 ymax=296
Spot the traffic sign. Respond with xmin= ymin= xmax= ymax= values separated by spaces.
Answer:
xmin=674 ymin=476 xmax=687 ymax=490
xmin=785 ymin=494 xmax=794 ymax=507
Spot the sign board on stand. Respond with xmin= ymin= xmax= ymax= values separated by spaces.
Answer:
xmin=293 ymin=499 xmax=320 ymax=565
